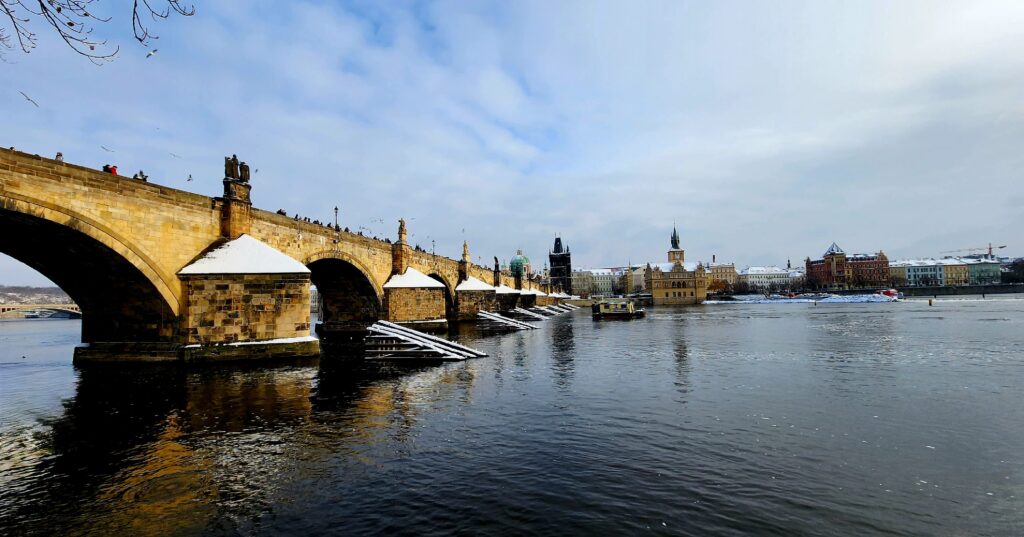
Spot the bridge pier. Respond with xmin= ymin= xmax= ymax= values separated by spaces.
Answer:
xmin=382 ymin=272 xmax=448 ymax=329
xmin=171 ymin=231 xmax=320 ymax=361
xmin=454 ymin=279 xmax=498 ymax=320
xmin=495 ymin=286 xmax=521 ymax=312
xmin=380 ymin=221 xmax=448 ymax=329
xmin=74 ymin=342 xmax=182 ymax=363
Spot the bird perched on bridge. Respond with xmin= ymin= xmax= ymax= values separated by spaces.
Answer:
xmin=146 ymin=49 xmax=158 ymax=58
xmin=18 ymin=91 xmax=39 ymax=107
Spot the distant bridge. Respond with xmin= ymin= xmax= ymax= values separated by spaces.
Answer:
xmin=0 ymin=303 xmax=82 ymax=318
xmin=0 ymin=148 xmax=558 ymax=362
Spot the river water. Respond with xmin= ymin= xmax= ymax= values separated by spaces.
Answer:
xmin=1 ymin=298 xmax=1023 ymax=536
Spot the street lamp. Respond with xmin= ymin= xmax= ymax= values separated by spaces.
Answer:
xmin=333 ymin=206 xmax=339 ymax=230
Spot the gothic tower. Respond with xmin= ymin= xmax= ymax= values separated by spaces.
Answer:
xmin=549 ymin=236 xmax=573 ymax=294
xmin=668 ymin=224 xmax=685 ymax=264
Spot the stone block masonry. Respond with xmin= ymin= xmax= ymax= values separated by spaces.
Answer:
xmin=182 ymin=273 xmax=311 ymax=344
xmin=384 ymin=287 xmax=446 ymax=324
xmin=495 ymin=293 xmax=520 ymax=312
xmin=455 ymin=290 xmax=497 ymax=320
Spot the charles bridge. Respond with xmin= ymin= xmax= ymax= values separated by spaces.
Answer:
xmin=0 ymin=148 xmax=559 ymax=362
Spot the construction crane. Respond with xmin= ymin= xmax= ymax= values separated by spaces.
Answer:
xmin=940 ymin=243 xmax=1007 ymax=257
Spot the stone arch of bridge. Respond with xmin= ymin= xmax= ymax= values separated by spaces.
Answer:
xmin=427 ymin=272 xmax=456 ymax=320
xmin=304 ymin=250 xmax=384 ymax=299
xmin=305 ymin=250 xmax=383 ymax=333
xmin=0 ymin=195 xmax=179 ymax=342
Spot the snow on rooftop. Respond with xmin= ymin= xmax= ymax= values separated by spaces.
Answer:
xmin=383 ymin=267 xmax=446 ymax=289
xmin=891 ymin=257 xmax=1002 ymax=268
xmin=455 ymin=276 xmax=495 ymax=292
xmin=652 ymin=261 xmax=700 ymax=272
xmin=495 ymin=284 xmax=520 ymax=294
xmin=824 ymin=242 xmax=844 ymax=256
xmin=741 ymin=266 xmax=788 ymax=275
xmin=179 ymin=234 xmax=310 ymax=275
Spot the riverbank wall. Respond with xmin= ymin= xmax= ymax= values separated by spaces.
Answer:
xmin=896 ymin=284 xmax=1024 ymax=297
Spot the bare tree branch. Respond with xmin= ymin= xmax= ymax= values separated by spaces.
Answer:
xmin=0 ymin=0 xmax=193 ymax=62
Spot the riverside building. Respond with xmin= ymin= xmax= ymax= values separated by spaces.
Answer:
xmin=738 ymin=266 xmax=790 ymax=291
xmin=708 ymin=261 xmax=738 ymax=287
xmin=645 ymin=225 xmax=708 ymax=305
xmin=571 ymin=269 xmax=595 ymax=298
xmin=805 ymin=242 xmax=889 ymax=290
xmin=889 ymin=257 xmax=1001 ymax=287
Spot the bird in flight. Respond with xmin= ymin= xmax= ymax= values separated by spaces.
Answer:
xmin=18 ymin=91 xmax=39 ymax=107
xmin=169 ymin=152 xmax=182 ymax=159
xmin=100 ymin=146 xmax=114 ymax=152
xmin=187 ymin=174 xmax=193 ymax=182
xmin=146 ymin=49 xmax=158 ymax=59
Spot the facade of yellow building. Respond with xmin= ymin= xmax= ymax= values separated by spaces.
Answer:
xmin=709 ymin=263 xmax=738 ymax=286
xmin=942 ymin=260 xmax=969 ymax=286
xmin=645 ymin=226 xmax=709 ymax=305
xmin=888 ymin=264 xmax=908 ymax=287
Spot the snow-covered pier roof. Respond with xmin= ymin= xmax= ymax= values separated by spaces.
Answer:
xmin=455 ymin=276 xmax=495 ymax=292
xmin=495 ymin=284 xmax=520 ymax=294
xmin=179 ymin=234 xmax=310 ymax=275
xmin=384 ymin=267 xmax=446 ymax=289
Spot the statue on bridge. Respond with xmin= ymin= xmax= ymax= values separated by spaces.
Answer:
xmin=224 ymin=154 xmax=240 ymax=180
xmin=239 ymin=161 xmax=251 ymax=183
xmin=398 ymin=218 xmax=407 ymax=244
xmin=494 ymin=256 xmax=499 ymax=273
xmin=462 ymin=241 xmax=470 ymax=263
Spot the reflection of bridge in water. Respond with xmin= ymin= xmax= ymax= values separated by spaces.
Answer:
xmin=1 ymin=148 xmax=564 ymax=363
xmin=0 ymin=303 xmax=82 ymax=319
xmin=0 ymin=358 xmax=480 ymax=535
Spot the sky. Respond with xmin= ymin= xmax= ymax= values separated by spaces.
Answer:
xmin=3 ymin=0 xmax=1024 ymax=286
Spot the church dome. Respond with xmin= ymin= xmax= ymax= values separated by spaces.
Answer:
xmin=510 ymin=249 xmax=531 ymax=277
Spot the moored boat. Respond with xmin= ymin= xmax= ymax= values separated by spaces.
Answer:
xmin=592 ymin=300 xmax=645 ymax=320
xmin=876 ymin=289 xmax=901 ymax=301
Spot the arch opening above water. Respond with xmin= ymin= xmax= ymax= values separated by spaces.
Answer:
xmin=0 ymin=205 xmax=178 ymax=343
xmin=308 ymin=257 xmax=382 ymax=336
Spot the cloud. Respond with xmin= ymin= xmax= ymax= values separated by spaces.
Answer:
xmin=2 ymin=0 xmax=1024 ymax=286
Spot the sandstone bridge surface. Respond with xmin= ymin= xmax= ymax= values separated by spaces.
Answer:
xmin=0 ymin=148 xmax=558 ymax=362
